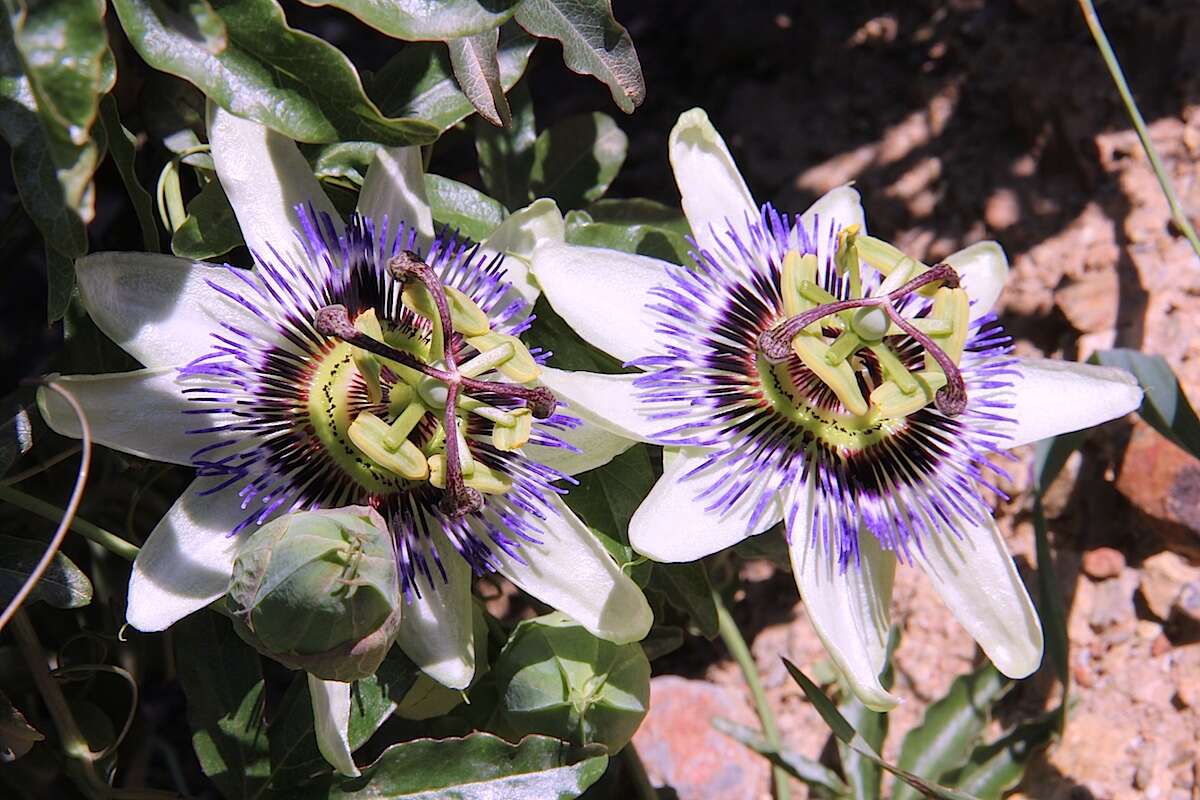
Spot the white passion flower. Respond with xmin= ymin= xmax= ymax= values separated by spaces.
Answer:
xmin=38 ymin=107 xmax=650 ymax=775
xmin=529 ymin=108 xmax=1143 ymax=711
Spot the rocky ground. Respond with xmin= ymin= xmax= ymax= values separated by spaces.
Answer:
xmin=583 ymin=2 xmax=1200 ymax=798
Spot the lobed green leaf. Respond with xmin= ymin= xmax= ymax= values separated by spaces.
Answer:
xmin=425 ymin=174 xmax=507 ymax=242
xmin=0 ymin=534 xmax=93 ymax=610
xmin=298 ymin=0 xmax=517 ymax=41
xmin=529 ymin=112 xmax=626 ymax=212
xmin=475 ymin=81 xmax=536 ymax=211
xmin=447 ymin=28 xmax=511 ymax=128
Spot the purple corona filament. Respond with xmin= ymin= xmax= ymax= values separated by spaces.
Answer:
xmin=180 ymin=208 xmax=574 ymax=596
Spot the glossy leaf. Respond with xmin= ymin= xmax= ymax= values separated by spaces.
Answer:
xmin=565 ymin=210 xmax=690 ymax=265
xmin=892 ymin=664 xmax=1010 ymax=800
xmin=371 ymin=26 xmax=536 ymax=135
xmin=1092 ymin=348 xmax=1200 ymax=458
xmin=0 ymin=399 xmax=34 ymax=478
xmin=110 ymin=0 xmax=440 ymax=146
xmin=298 ymin=0 xmax=517 ymax=41
xmin=296 ymin=733 xmax=607 ymax=799
xmin=447 ymin=29 xmax=511 ymax=127
xmin=650 ymin=563 xmax=719 ymax=639
xmin=527 ymin=296 xmax=626 ymax=374
xmin=944 ymin=715 xmax=1057 ymax=800
xmin=171 ymin=177 xmax=244 ymax=260
xmin=475 ymin=81 xmax=536 ymax=210
xmin=529 ymin=112 xmax=626 ymax=211
xmin=425 ymin=174 xmax=506 ymax=242
xmin=175 ymin=611 xmax=270 ymax=799
xmin=0 ymin=535 xmax=92 ymax=610
xmin=712 ymin=717 xmax=848 ymax=795
xmin=100 ymin=95 xmax=161 ymax=252
xmin=0 ymin=0 xmax=113 ymax=318
xmin=513 ymin=0 xmax=644 ymax=113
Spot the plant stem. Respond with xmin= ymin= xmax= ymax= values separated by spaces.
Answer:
xmin=712 ymin=586 xmax=790 ymax=800
xmin=11 ymin=609 xmax=110 ymax=798
xmin=0 ymin=485 xmax=139 ymax=561
xmin=622 ymin=743 xmax=657 ymax=800
xmin=1077 ymin=0 xmax=1200 ymax=261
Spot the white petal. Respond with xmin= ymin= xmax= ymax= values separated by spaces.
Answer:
xmin=530 ymin=242 xmax=668 ymax=363
xmin=669 ymin=108 xmax=757 ymax=262
xmin=538 ymin=368 xmax=660 ymax=442
xmin=522 ymin=417 xmax=636 ymax=477
xmin=944 ymin=241 xmax=1008 ymax=321
xmin=786 ymin=478 xmax=899 ymax=711
xmin=38 ymin=369 xmax=231 ymax=466
xmin=75 ymin=252 xmax=269 ymax=369
xmin=395 ymin=539 xmax=476 ymax=690
xmin=494 ymin=495 xmax=651 ymax=644
xmin=307 ymin=675 xmax=359 ymax=778
xmin=357 ymin=146 xmax=434 ymax=251
xmin=797 ymin=184 xmax=866 ymax=235
xmin=482 ymin=198 xmax=565 ymax=305
xmin=914 ymin=515 xmax=1043 ymax=679
xmin=126 ymin=478 xmax=248 ymax=631
xmin=208 ymin=105 xmax=338 ymax=267
xmin=994 ymin=358 xmax=1142 ymax=449
xmin=629 ymin=447 xmax=784 ymax=562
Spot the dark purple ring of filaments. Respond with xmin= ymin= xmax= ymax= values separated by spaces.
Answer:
xmin=629 ymin=204 xmax=1021 ymax=569
xmin=177 ymin=206 xmax=581 ymax=596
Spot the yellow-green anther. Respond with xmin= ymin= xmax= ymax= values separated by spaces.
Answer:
xmin=403 ymin=283 xmax=491 ymax=338
xmin=352 ymin=309 xmax=384 ymax=404
xmin=857 ymin=235 xmax=946 ymax=298
xmin=781 ymin=250 xmax=814 ymax=315
xmin=824 ymin=330 xmax=864 ymax=366
xmin=383 ymin=401 xmax=427 ymax=451
xmin=464 ymin=332 xmax=539 ymax=383
xmin=835 ymin=224 xmax=863 ymax=298
xmin=849 ymin=306 xmax=889 ymax=342
xmin=798 ymin=279 xmax=838 ymax=307
xmin=454 ymin=426 xmax=475 ymax=477
xmin=924 ymin=287 xmax=969 ymax=371
xmin=459 ymin=395 xmax=517 ymax=426
xmin=868 ymin=343 xmax=918 ymax=395
xmin=428 ymin=455 xmax=512 ymax=495
xmin=869 ymin=370 xmax=947 ymax=418
xmin=347 ymin=411 xmax=429 ymax=480
xmin=791 ymin=335 xmax=869 ymax=416
xmin=492 ymin=408 xmax=533 ymax=452
xmin=459 ymin=341 xmax=516 ymax=378
xmin=886 ymin=317 xmax=953 ymax=338
xmin=876 ymin=258 xmax=915 ymax=296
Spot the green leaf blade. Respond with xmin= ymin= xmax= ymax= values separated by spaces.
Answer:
xmin=529 ymin=112 xmax=626 ymax=211
xmin=297 ymin=0 xmax=518 ymax=41
xmin=0 ymin=534 xmax=93 ymax=610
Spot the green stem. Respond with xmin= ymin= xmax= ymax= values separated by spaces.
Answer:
xmin=622 ymin=742 xmax=657 ymax=800
xmin=1078 ymin=0 xmax=1200 ymax=261
xmin=713 ymin=586 xmax=790 ymax=800
xmin=0 ymin=486 xmax=139 ymax=561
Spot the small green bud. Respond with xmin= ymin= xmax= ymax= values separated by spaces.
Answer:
xmin=226 ymin=506 xmax=402 ymax=682
xmin=491 ymin=612 xmax=650 ymax=752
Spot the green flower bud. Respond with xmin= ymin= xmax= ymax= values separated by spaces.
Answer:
xmin=491 ymin=612 xmax=650 ymax=751
xmin=226 ymin=506 xmax=402 ymax=682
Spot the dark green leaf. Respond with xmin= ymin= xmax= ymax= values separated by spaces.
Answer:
xmin=529 ymin=112 xmax=626 ymax=211
xmin=0 ymin=400 xmax=33 ymax=478
xmin=1092 ymin=348 xmax=1200 ymax=458
xmin=371 ymin=25 xmax=535 ymax=135
xmin=298 ymin=0 xmax=517 ymax=41
xmin=475 ymin=80 xmax=535 ymax=210
xmin=565 ymin=212 xmax=690 ymax=265
xmin=943 ymin=715 xmax=1057 ymax=800
xmin=447 ymin=29 xmax=511 ymax=127
xmin=650 ymin=563 xmax=719 ymax=639
xmin=298 ymin=733 xmax=606 ymax=799
xmin=425 ymin=174 xmax=507 ymax=242
xmin=527 ymin=296 xmax=626 ymax=374
xmin=171 ymin=177 xmax=243 ymax=260
xmin=837 ymin=628 xmax=898 ymax=800
xmin=640 ymin=625 xmax=684 ymax=661
xmin=0 ymin=534 xmax=92 ymax=609
xmin=1033 ymin=495 xmax=1070 ymax=704
xmin=892 ymin=664 xmax=1010 ymax=800
xmin=0 ymin=0 xmax=113 ymax=319
xmin=100 ymin=95 xmax=161 ymax=252
xmin=175 ymin=611 xmax=270 ymax=799
xmin=111 ymin=0 xmax=440 ymax=146
xmin=140 ymin=72 xmax=207 ymax=154
xmin=1033 ymin=430 xmax=1089 ymax=493
xmin=783 ymin=658 xmax=856 ymax=744
xmin=513 ymin=0 xmax=644 ymax=113
xmin=563 ymin=445 xmax=655 ymax=539
xmin=712 ymin=717 xmax=848 ymax=794
xmin=0 ymin=691 xmax=42 ymax=763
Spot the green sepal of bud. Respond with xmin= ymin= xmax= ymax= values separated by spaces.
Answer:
xmin=226 ymin=506 xmax=403 ymax=682
xmin=490 ymin=612 xmax=650 ymax=752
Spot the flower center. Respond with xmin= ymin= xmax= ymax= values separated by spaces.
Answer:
xmin=312 ymin=252 xmax=558 ymax=519
xmin=756 ymin=226 xmax=970 ymax=433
